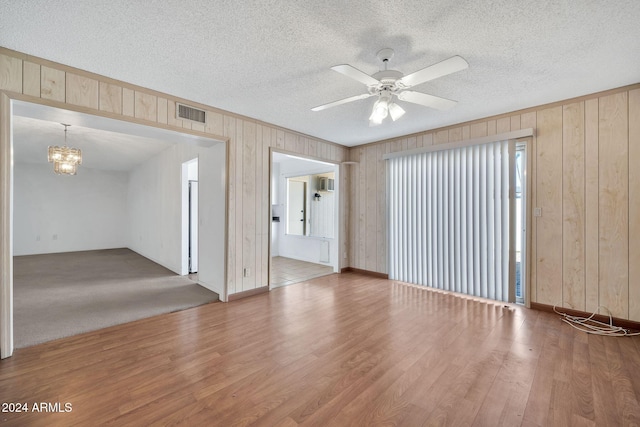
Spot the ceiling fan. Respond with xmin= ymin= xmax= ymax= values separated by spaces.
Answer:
xmin=311 ymin=48 xmax=468 ymax=126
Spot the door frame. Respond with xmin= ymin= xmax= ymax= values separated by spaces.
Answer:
xmin=181 ymin=158 xmax=199 ymax=275
xmin=517 ymin=137 xmax=533 ymax=308
xmin=0 ymin=91 xmax=228 ymax=359
xmin=268 ymin=148 xmax=341 ymax=289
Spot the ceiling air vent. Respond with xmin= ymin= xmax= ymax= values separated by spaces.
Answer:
xmin=177 ymin=103 xmax=206 ymax=124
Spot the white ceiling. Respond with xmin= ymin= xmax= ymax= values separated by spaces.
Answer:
xmin=12 ymin=101 xmax=220 ymax=172
xmin=13 ymin=116 xmax=174 ymax=172
xmin=272 ymin=151 xmax=335 ymax=166
xmin=2 ymin=1 xmax=639 ymax=147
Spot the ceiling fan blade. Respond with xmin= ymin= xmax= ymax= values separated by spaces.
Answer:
xmin=398 ymin=56 xmax=468 ymax=88
xmin=311 ymin=93 xmax=375 ymax=111
xmin=397 ymin=91 xmax=457 ymax=110
xmin=331 ymin=64 xmax=380 ymax=86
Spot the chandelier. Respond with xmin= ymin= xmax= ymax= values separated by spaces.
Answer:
xmin=48 ymin=124 xmax=82 ymax=175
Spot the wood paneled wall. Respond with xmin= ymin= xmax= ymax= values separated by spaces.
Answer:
xmin=0 ymin=48 xmax=348 ymax=300
xmin=348 ymin=86 xmax=640 ymax=321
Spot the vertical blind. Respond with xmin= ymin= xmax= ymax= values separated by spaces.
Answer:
xmin=387 ymin=140 xmax=514 ymax=302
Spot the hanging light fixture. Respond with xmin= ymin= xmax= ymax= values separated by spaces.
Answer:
xmin=388 ymin=102 xmax=405 ymax=121
xmin=369 ymin=91 xmax=390 ymax=125
xmin=48 ymin=124 xmax=82 ymax=175
xmin=369 ymin=90 xmax=405 ymax=126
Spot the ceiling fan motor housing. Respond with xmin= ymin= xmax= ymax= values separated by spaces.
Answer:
xmin=369 ymin=70 xmax=404 ymax=95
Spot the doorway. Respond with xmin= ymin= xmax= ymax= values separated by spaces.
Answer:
xmin=182 ymin=158 xmax=199 ymax=275
xmin=386 ymin=138 xmax=529 ymax=304
xmin=515 ymin=141 xmax=528 ymax=305
xmin=1 ymin=98 xmax=227 ymax=358
xmin=270 ymin=151 xmax=339 ymax=288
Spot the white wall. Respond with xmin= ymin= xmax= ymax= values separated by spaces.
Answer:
xmin=270 ymin=162 xmax=281 ymax=257
xmin=187 ymin=161 xmax=198 ymax=181
xmin=195 ymin=142 xmax=227 ymax=298
xmin=310 ymin=172 xmax=335 ymax=239
xmin=272 ymin=157 xmax=338 ymax=271
xmin=13 ymin=163 xmax=128 ymax=256
xmin=127 ymin=141 xmax=226 ymax=297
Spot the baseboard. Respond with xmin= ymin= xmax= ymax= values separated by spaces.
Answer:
xmin=228 ymin=286 xmax=269 ymax=302
xmin=531 ymin=302 xmax=640 ymax=331
xmin=340 ymin=267 xmax=389 ymax=279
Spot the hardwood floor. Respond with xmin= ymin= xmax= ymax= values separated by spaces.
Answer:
xmin=1 ymin=272 xmax=639 ymax=426
xmin=270 ymin=256 xmax=334 ymax=288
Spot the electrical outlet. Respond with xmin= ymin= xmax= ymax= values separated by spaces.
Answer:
xmin=533 ymin=207 xmax=542 ymax=217
xmin=243 ymin=268 xmax=251 ymax=277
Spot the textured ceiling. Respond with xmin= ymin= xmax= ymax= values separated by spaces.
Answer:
xmin=2 ymin=1 xmax=639 ymax=147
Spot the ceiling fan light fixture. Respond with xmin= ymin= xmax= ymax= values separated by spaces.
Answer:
xmin=369 ymin=90 xmax=394 ymax=124
xmin=369 ymin=99 xmax=388 ymax=124
xmin=388 ymin=102 xmax=405 ymax=121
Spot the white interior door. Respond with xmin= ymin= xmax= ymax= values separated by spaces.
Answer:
xmin=287 ymin=180 xmax=306 ymax=235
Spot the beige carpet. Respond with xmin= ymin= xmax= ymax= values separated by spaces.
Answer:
xmin=13 ymin=248 xmax=219 ymax=348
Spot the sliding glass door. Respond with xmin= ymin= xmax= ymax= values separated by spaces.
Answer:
xmin=387 ymin=140 xmax=517 ymax=303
